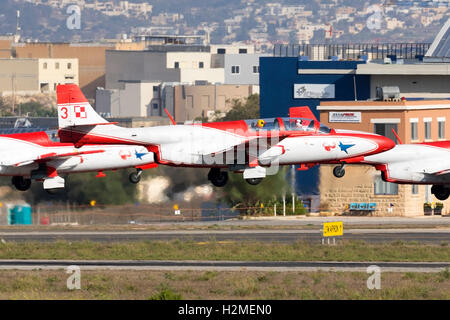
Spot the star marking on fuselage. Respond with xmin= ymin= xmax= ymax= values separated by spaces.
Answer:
xmin=135 ymin=150 xmax=147 ymax=160
xmin=338 ymin=142 xmax=355 ymax=154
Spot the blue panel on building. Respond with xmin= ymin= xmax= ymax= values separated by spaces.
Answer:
xmin=259 ymin=57 xmax=371 ymax=195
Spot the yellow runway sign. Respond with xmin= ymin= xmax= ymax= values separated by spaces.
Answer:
xmin=323 ymin=221 xmax=343 ymax=237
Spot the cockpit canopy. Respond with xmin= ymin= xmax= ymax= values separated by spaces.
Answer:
xmin=245 ymin=117 xmax=332 ymax=134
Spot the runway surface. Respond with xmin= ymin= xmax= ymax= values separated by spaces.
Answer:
xmin=0 ymin=228 xmax=449 ymax=243
xmin=0 ymin=259 xmax=448 ymax=272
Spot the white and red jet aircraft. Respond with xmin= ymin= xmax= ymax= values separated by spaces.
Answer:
xmin=354 ymin=141 xmax=450 ymax=200
xmin=0 ymin=131 xmax=156 ymax=192
xmin=56 ymin=84 xmax=395 ymax=187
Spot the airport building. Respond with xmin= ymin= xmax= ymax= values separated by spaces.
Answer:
xmin=259 ymin=19 xmax=450 ymax=215
xmin=319 ymin=99 xmax=450 ymax=216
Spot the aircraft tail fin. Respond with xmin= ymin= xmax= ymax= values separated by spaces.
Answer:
xmin=57 ymin=84 xmax=108 ymax=128
xmin=289 ymin=106 xmax=318 ymax=122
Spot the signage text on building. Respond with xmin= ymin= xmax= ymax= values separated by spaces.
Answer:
xmin=329 ymin=111 xmax=362 ymax=123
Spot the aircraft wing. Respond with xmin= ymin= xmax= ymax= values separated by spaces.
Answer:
xmin=398 ymin=160 xmax=450 ymax=179
xmin=198 ymin=135 xmax=288 ymax=166
xmin=0 ymin=150 xmax=105 ymax=167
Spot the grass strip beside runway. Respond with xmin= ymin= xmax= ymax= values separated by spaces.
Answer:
xmin=0 ymin=269 xmax=449 ymax=299
xmin=0 ymin=240 xmax=449 ymax=262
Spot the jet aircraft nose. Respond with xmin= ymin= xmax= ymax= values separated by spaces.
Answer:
xmin=370 ymin=134 xmax=396 ymax=154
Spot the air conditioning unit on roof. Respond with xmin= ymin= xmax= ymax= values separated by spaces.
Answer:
xmin=376 ymin=86 xmax=401 ymax=102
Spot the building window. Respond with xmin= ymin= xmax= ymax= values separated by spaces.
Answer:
xmin=55 ymin=62 xmax=60 ymax=69
xmin=153 ymin=103 xmax=159 ymax=109
xmin=424 ymin=120 xmax=431 ymax=140
xmin=239 ymin=48 xmax=247 ymax=54
xmin=374 ymin=123 xmax=398 ymax=142
xmin=412 ymin=185 xmax=419 ymax=195
xmin=40 ymin=83 xmax=49 ymax=92
xmin=199 ymin=61 xmax=204 ymax=69
xmin=153 ymin=86 xmax=159 ymax=92
xmin=43 ymin=62 xmax=47 ymax=69
xmin=174 ymin=62 xmax=179 ymax=69
xmin=217 ymin=48 xmax=226 ymax=54
xmin=253 ymin=66 xmax=259 ymax=73
xmin=411 ymin=122 xmax=418 ymax=141
xmin=374 ymin=175 xmax=398 ymax=195
xmin=231 ymin=65 xmax=240 ymax=74
xmin=438 ymin=119 xmax=445 ymax=139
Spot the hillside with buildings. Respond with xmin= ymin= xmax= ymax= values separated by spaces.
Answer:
xmin=3 ymin=0 xmax=448 ymax=52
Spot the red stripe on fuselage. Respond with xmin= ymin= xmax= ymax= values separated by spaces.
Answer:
xmin=0 ymin=132 xmax=74 ymax=147
xmin=420 ymin=141 xmax=450 ymax=149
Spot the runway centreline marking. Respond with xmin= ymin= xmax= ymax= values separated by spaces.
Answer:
xmin=0 ymin=260 xmax=448 ymax=272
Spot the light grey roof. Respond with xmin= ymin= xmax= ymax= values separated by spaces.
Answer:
xmin=426 ymin=18 xmax=450 ymax=58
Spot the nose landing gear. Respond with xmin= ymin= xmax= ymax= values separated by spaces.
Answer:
xmin=333 ymin=164 xmax=346 ymax=178
xmin=245 ymin=178 xmax=263 ymax=185
xmin=129 ymin=169 xmax=143 ymax=184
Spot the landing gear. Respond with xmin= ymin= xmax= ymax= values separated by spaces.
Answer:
xmin=12 ymin=176 xmax=32 ymax=191
xmin=45 ymin=188 xmax=60 ymax=195
xmin=245 ymin=178 xmax=263 ymax=185
xmin=431 ymin=185 xmax=450 ymax=200
xmin=129 ymin=169 xmax=143 ymax=184
xmin=208 ymin=168 xmax=228 ymax=187
xmin=333 ymin=165 xmax=346 ymax=178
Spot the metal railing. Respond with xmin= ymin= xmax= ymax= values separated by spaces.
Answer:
xmin=274 ymin=43 xmax=431 ymax=60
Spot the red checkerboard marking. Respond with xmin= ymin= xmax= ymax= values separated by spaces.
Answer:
xmin=74 ymin=105 xmax=87 ymax=118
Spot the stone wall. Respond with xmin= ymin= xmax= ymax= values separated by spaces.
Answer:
xmin=319 ymin=164 xmax=450 ymax=216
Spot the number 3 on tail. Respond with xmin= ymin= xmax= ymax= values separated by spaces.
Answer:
xmin=61 ymin=107 xmax=68 ymax=119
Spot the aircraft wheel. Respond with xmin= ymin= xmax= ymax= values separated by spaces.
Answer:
xmin=45 ymin=188 xmax=60 ymax=195
xmin=245 ymin=178 xmax=263 ymax=186
xmin=333 ymin=166 xmax=345 ymax=178
xmin=12 ymin=176 xmax=31 ymax=191
xmin=431 ymin=185 xmax=450 ymax=200
xmin=208 ymin=168 xmax=228 ymax=187
xmin=129 ymin=171 xmax=142 ymax=184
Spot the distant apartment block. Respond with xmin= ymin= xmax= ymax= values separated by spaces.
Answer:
xmin=224 ymin=54 xmax=269 ymax=85
xmin=106 ymin=44 xmax=263 ymax=90
xmin=12 ymin=41 xmax=146 ymax=99
xmin=97 ymin=80 xmax=162 ymax=118
xmin=173 ymin=84 xmax=259 ymax=122
xmin=97 ymin=82 xmax=258 ymax=122
xmin=102 ymin=42 xmax=263 ymax=120
xmin=0 ymin=58 xmax=78 ymax=95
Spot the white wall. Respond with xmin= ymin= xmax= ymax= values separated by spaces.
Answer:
xmin=115 ymin=81 xmax=160 ymax=117
xmin=370 ymin=75 xmax=450 ymax=99
xmin=166 ymin=52 xmax=212 ymax=69
xmin=38 ymin=58 xmax=79 ymax=92
xmin=118 ymin=82 xmax=141 ymax=116
xmin=179 ymin=68 xmax=225 ymax=84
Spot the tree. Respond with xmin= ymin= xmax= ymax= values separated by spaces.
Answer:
xmin=24 ymin=169 xmax=138 ymax=205
xmin=221 ymin=167 xmax=291 ymax=214
xmin=221 ymin=94 xmax=260 ymax=121
xmin=217 ymin=93 xmax=292 ymax=214
xmin=17 ymin=102 xmax=57 ymax=117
